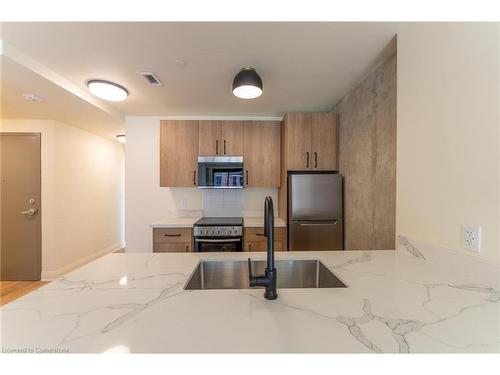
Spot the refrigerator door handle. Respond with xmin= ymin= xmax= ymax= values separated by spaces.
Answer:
xmin=298 ymin=220 xmax=339 ymax=226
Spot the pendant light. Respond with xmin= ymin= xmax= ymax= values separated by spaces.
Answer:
xmin=232 ymin=67 xmax=263 ymax=99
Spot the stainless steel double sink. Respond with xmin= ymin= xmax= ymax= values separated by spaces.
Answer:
xmin=184 ymin=259 xmax=347 ymax=290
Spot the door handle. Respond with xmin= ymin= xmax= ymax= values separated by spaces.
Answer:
xmin=299 ymin=220 xmax=338 ymax=226
xmin=195 ymin=238 xmax=241 ymax=243
xmin=21 ymin=208 xmax=38 ymax=216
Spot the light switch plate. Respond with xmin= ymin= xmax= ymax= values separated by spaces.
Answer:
xmin=463 ymin=225 xmax=482 ymax=252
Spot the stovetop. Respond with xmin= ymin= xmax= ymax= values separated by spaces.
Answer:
xmin=194 ymin=217 xmax=243 ymax=227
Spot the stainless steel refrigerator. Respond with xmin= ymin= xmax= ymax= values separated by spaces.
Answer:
xmin=288 ymin=173 xmax=344 ymax=251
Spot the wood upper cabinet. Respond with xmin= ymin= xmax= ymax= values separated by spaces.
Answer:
xmin=284 ymin=113 xmax=312 ymax=170
xmin=282 ymin=112 xmax=337 ymax=171
xmin=198 ymin=120 xmax=243 ymax=156
xmin=243 ymin=121 xmax=281 ymax=187
xmin=221 ymin=121 xmax=243 ymax=155
xmin=199 ymin=121 xmax=221 ymax=155
xmin=311 ymin=113 xmax=337 ymax=170
xmin=160 ymin=120 xmax=199 ymax=187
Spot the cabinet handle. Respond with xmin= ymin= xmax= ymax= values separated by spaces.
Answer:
xmin=314 ymin=152 xmax=318 ymax=168
xmin=193 ymin=170 xmax=197 ymax=185
xmin=223 ymin=140 xmax=226 ymax=155
xmin=249 ymin=244 xmax=252 ymax=251
xmin=186 ymin=245 xmax=189 ymax=252
xmin=246 ymin=170 xmax=249 ymax=185
xmin=216 ymin=140 xmax=219 ymax=155
xmin=165 ymin=233 xmax=182 ymax=237
xmin=256 ymin=233 xmax=265 ymax=237
xmin=306 ymin=152 xmax=309 ymax=168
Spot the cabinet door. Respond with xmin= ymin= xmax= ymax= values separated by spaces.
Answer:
xmin=199 ymin=121 xmax=221 ymax=156
xmin=243 ymin=121 xmax=281 ymax=187
xmin=160 ymin=120 xmax=199 ymax=187
xmin=154 ymin=242 xmax=191 ymax=253
xmin=221 ymin=121 xmax=244 ymax=155
xmin=284 ymin=113 xmax=312 ymax=170
xmin=311 ymin=113 xmax=337 ymax=170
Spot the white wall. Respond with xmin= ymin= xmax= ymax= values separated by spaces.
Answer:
xmin=125 ymin=116 xmax=278 ymax=253
xmin=397 ymin=23 xmax=500 ymax=265
xmin=1 ymin=119 xmax=124 ymax=278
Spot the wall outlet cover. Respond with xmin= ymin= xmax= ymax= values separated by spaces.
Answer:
xmin=463 ymin=225 xmax=482 ymax=252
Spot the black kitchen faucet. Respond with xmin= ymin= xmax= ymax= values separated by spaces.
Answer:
xmin=247 ymin=196 xmax=278 ymax=300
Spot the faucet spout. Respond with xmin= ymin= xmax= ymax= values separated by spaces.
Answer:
xmin=248 ymin=196 xmax=278 ymax=300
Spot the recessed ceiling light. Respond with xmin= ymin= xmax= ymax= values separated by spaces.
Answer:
xmin=175 ymin=59 xmax=186 ymax=67
xmin=87 ymin=80 xmax=128 ymax=102
xmin=232 ymin=67 xmax=263 ymax=99
xmin=22 ymin=93 xmax=42 ymax=103
xmin=116 ymin=134 xmax=126 ymax=144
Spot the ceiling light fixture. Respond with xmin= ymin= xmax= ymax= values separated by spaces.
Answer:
xmin=22 ymin=93 xmax=43 ymax=103
xmin=116 ymin=134 xmax=126 ymax=144
xmin=87 ymin=80 xmax=128 ymax=102
xmin=232 ymin=67 xmax=263 ymax=99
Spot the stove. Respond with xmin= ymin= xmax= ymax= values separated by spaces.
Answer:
xmin=193 ymin=217 xmax=243 ymax=252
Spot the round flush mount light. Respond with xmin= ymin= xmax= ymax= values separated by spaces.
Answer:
xmin=232 ymin=67 xmax=263 ymax=99
xmin=87 ymin=80 xmax=128 ymax=102
xmin=116 ymin=134 xmax=126 ymax=144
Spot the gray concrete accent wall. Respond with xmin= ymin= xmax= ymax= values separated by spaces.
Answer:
xmin=336 ymin=53 xmax=396 ymax=250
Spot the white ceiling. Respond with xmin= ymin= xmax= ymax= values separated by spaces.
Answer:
xmin=1 ymin=55 xmax=124 ymax=137
xmin=1 ymin=22 xmax=398 ymax=135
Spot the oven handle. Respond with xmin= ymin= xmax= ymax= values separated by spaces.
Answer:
xmin=194 ymin=238 xmax=241 ymax=243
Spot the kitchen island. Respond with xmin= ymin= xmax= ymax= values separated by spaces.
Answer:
xmin=1 ymin=237 xmax=499 ymax=353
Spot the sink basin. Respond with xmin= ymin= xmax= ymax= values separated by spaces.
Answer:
xmin=184 ymin=259 xmax=347 ymax=290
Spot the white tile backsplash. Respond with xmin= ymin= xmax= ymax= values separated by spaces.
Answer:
xmin=202 ymin=188 xmax=279 ymax=217
xmin=202 ymin=189 xmax=244 ymax=217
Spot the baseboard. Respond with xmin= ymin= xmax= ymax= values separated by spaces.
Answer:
xmin=41 ymin=243 xmax=123 ymax=281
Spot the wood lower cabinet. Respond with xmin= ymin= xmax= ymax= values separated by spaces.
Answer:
xmin=160 ymin=120 xmax=199 ymax=187
xmin=153 ymin=228 xmax=192 ymax=253
xmin=199 ymin=120 xmax=244 ymax=156
xmin=244 ymin=227 xmax=286 ymax=251
xmin=243 ymin=121 xmax=281 ymax=187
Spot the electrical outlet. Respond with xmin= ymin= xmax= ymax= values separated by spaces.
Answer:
xmin=463 ymin=225 xmax=482 ymax=252
xmin=180 ymin=199 xmax=187 ymax=209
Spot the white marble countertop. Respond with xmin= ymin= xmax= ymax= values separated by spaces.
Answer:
xmin=1 ymin=237 xmax=499 ymax=353
xmin=243 ymin=217 xmax=286 ymax=228
xmin=150 ymin=217 xmax=286 ymax=228
xmin=150 ymin=217 xmax=201 ymax=228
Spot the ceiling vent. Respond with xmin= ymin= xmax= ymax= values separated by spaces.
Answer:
xmin=138 ymin=72 xmax=162 ymax=86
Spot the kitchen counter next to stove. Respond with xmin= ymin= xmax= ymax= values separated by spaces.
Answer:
xmin=150 ymin=217 xmax=201 ymax=228
xmin=1 ymin=237 xmax=499 ymax=353
xmin=151 ymin=217 xmax=286 ymax=228
xmin=243 ymin=217 xmax=286 ymax=228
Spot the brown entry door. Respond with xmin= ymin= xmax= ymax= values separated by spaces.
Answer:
xmin=1 ymin=133 xmax=42 ymax=280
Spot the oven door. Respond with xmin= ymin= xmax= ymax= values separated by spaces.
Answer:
xmin=197 ymin=156 xmax=243 ymax=188
xmin=193 ymin=237 xmax=243 ymax=252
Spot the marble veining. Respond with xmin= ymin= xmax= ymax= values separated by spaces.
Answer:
xmin=1 ymin=238 xmax=499 ymax=353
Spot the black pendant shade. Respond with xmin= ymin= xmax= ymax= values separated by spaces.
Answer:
xmin=232 ymin=67 xmax=263 ymax=99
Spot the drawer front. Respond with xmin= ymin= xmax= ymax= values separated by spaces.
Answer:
xmin=154 ymin=242 xmax=191 ymax=253
xmin=153 ymin=228 xmax=192 ymax=243
xmin=245 ymin=241 xmax=284 ymax=252
xmin=244 ymin=227 xmax=284 ymax=243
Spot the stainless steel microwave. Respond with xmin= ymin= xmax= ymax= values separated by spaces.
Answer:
xmin=197 ymin=156 xmax=244 ymax=188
